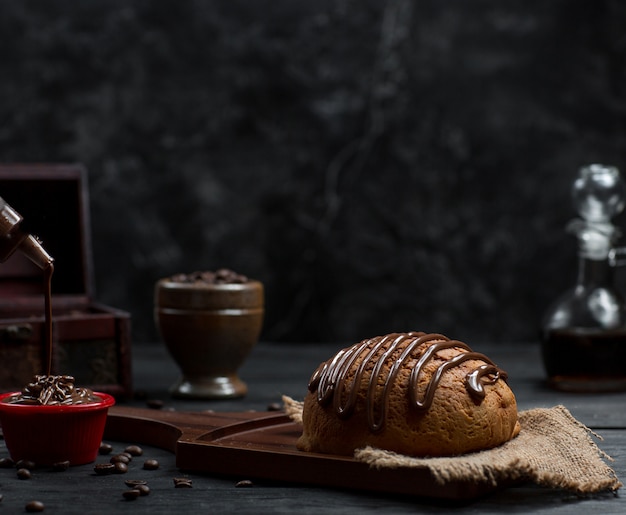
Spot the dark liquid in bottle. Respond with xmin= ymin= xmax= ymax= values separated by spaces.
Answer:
xmin=542 ymin=328 xmax=626 ymax=392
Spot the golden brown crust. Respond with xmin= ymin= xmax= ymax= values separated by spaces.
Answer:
xmin=297 ymin=332 xmax=521 ymax=457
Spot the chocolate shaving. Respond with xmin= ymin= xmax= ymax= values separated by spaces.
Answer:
xmin=5 ymin=375 xmax=100 ymax=405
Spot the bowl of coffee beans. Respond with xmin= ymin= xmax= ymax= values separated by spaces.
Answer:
xmin=154 ymin=268 xmax=264 ymax=399
xmin=0 ymin=375 xmax=115 ymax=466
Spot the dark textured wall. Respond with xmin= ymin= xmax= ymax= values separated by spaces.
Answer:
xmin=1 ymin=0 xmax=625 ymax=344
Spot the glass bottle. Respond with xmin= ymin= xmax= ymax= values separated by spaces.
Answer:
xmin=541 ymin=164 xmax=626 ymax=392
xmin=0 ymin=196 xmax=53 ymax=269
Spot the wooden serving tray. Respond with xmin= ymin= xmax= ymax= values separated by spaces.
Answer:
xmin=104 ymin=406 xmax=502 ymax=500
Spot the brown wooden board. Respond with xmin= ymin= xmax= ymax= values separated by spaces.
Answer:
xmin=104 ymin=406 xmax=509 ymax=500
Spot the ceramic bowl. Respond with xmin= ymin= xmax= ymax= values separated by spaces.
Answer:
xmin=0 ymin=392 xmax=115 ymax=466
xmin=155 ymin=277 xmax=264 ymax=399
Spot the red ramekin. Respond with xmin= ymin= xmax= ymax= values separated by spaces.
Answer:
xmin=0 ymin=391 xmax=115 ymax=466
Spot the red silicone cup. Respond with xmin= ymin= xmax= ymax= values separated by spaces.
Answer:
xmin=0 ymin=391 xmax=115 ymax=466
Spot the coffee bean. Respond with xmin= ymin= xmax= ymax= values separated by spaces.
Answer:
xmin=136 ymin=484 xmax=151 ymax=496
xmin=99 ymin=442 xmax=113 ymax=455
xmin=94 ymin=463 xmax=115 ymax=475
xmin=266 ymin=402 xmax=282 ymax=412
xmin=122 ymin=489 xmax=141 ymax=501
xmin=172 ymin=269 xmax=248 ymax=285
xmin=16 ymin=459 xmax=36 ymax=470
xmin=0 ymin=493 xmax=3 ymax=502
xmin=235 ymin=479 xmax=254 ymax=488
xmin=173 ymin=477 xmax=193 ymax=488
xmin=143 ymin=459 xmax=159 ymax=470
xmin=146 ymin=399 xmax=164 ymax=409
xmin=110 ymin=454 xmax=130 ymax=465
xmin=0 ymin=457 xmax=14 ymax=468
xmin=113 ymin=462 xmax=128 ymax=474
xmin=124 ymin=445 xmax=143 ymax=457
xmin=120 ymin=452 xmax=133 ymax=460
xmin=25 ymin=500 xmax=45 ymax=512
xmin=17 ymin=468 xmax=32 ymax=480
xmin=51 ymin=460 xmax=70 ymax=472
xmin=124 ymin=479 xmax=147 ymax=487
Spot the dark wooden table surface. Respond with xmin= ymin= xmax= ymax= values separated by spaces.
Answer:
xmin=1 ymin=340 xmax=625 ymax=514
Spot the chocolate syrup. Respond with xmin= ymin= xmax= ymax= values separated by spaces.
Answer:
xmin=43 ymin=263 xmax=54 ymax=376
xmin=308 ymin=332 xmax=508 ymax=433
xmin=0 ymin=196 xmax=64 ymax=393
xmin=5 ymin=259 xmax=102 ymax=405
xmin=542 ymin=328 xmax=626 ymax=392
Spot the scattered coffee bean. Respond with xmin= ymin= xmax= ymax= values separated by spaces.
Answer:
xmin=146 ymin=399 xmax=164 ymax=409
xmin=143 ymin=459 xmax=159 ymax=470
xmin=173 ymin=477 xmax=193 ymax=488
xmin=0 ymin=457 xmax=14 ymax=468
xmin=0 ymin=493 xmax=3 ymax=502
xmin=136 ymin=484 xmax=151 ymax=496
xmin=124 ymin=479 xmax=147 ymax=487
xmin=120 ymin=452 xmax=133 ymax=460
xmin=235 ymin=479 xmax=254 ymax=488
xmin=122 ymin=489 xmax=141 ymax=501
xmin=110 ymin=454 xmax=130 ymax=465
xmin=99 ymin=443 xmax=113 ymax=455
xmin=17 ymin=468 xmax=32 ymax=480
xmin=94 ymin=463 xmax=115 ymax=475
xmin=16 ymin=459 xmax=36 ymax=470
xmin=25 ymin=500 xmax=45 ymax=512
xmin=266 ymin=402 xmax=282 ymax=412
xmin=113 ymin=462 xmax=128 ymax=474
xmin=51 ymin=460 xmax=70 ymax=472
xmin=124 ymin=445 xmax=143 ymax=457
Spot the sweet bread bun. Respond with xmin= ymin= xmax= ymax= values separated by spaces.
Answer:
xmin=297 ymin=331 xmax=520 ymax=457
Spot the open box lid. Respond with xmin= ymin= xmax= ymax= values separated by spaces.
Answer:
xmin=0 ymin=164 xmax=94 ymax=310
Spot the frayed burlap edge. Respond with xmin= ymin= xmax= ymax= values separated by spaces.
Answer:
xmin=282 ymin=396 xmax=622 ymax=495
xmin=282 ymin=395 xmax=303 ymax=423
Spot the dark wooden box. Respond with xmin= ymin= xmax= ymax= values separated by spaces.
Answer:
xmin=0 ymin=164 xmax=132 ymax=397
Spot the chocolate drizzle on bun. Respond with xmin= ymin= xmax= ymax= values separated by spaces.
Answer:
xmin=298 ymin=332 xmax=520 ymax=457
xmin=308 ymin=332 xmax=508 ymax=433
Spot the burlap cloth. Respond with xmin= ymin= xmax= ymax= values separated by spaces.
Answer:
xmin=283 ymin=396 xmax=622 ymax=495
